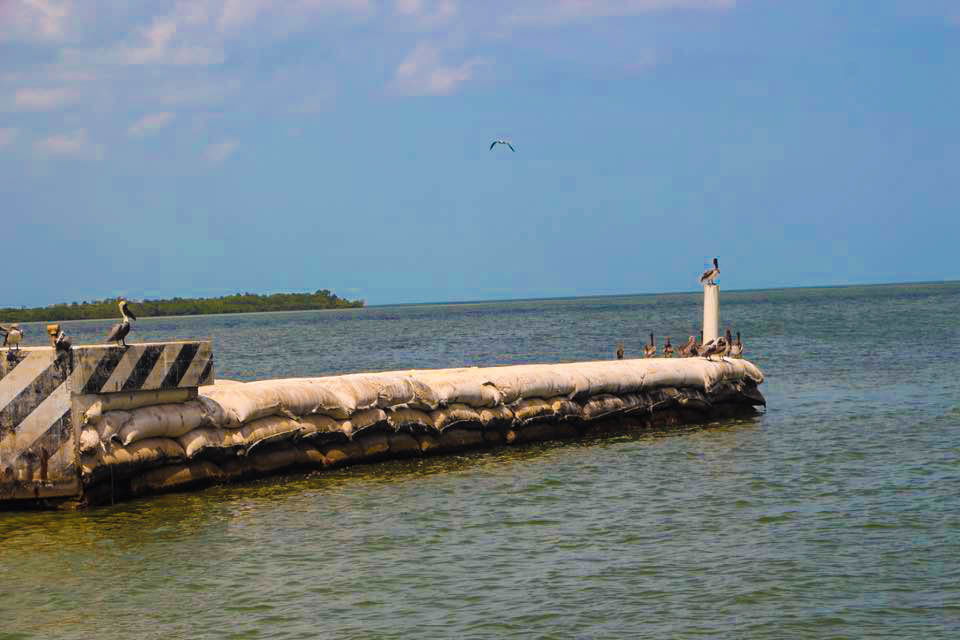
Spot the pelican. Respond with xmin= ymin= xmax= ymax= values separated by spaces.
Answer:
xmin=1 ymin=324 xmax=23 ymax=351
xmin=616 ymin=343 xmax=624 ymax=360
xmin=699 ymin=257 xmax=720 ymax=286
xmin=54 ymin=328 xmax=72 ymax=352
xmin=489 ymin=139 xmax=515 ymax=152
xmin=106 ymin=297 xmax=137 ymax=347
xmin=700 ymin=336 xmax=728 ymax=361
xmin=730 ymin=331 xmax=743 ymax=358
xmin=678 ymin=335 xmax=697 ymax=358
xmin=643 ymin=333 xmax=656 ymax=358
xmin=663 ymin=336 xmax=674 ymax=358
xmin=724 ymin=328 xmax=733 ymax=357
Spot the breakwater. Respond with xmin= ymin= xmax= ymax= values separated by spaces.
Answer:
xmin=0 ymin=339 xmax=764 ymax=507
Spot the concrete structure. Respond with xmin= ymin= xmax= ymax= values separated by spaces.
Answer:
xmin=0 ymin=341 xmax=213 ymax=504
xmin=703 ymin=284 xmax=720 ymax=344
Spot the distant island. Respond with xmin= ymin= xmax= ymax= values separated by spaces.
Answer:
xmin=0 ymin=289 xmax=364 ymax=323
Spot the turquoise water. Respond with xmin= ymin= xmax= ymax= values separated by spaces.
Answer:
xmin=1 ymin=283 xmax=958 ymax=638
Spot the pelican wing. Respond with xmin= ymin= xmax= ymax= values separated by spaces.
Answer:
xmin=106 ymin=321 xmax=128 ymax=343
xmin=507 ymin=143 xmax=515 ymax=152
xmin=126 ymin=305 xmax=138 ymax=321
xmin=489 ymin=141 xmax=497 ymax=150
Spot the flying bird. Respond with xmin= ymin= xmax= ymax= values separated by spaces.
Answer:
xmin=1 ymin=324 xmax=23 ymax=351
xmin=106 ymin=297 xmax=137 ymax=347
xmin=699 ymin=257 xmax=720 ymax=286
xmin=489 ymin=139 xmax=515 ymax=152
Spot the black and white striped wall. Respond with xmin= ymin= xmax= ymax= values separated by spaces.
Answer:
xmin=0 ymin=341 xmax=213 ymax=501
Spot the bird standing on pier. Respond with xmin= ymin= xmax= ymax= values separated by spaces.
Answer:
xmin=724 ymin=328 xmax=733 ymax=357
xmin=489 ymin=139 xmax=515 ymax=152
xmin=678 ymin=336 xmax=697 ymax=358
xmin=700 ymin=336 xmax=727 ymax=361
xmin=730 ymin=331 xmax=743 ymax=358
xmin=699 ymin=258 xmax=720 ymax=286
xmin=616 ymin=343 xmax=624 ymax=360
xmin=663 ymin=337 xmax=674 ymax=358
xmin=106 ymin=297 xmax=137 ymax=347
xmin=643 ymin=333 xmax=657 ymax=358
xmin=1 ymin=324 xmax=23 ymax=351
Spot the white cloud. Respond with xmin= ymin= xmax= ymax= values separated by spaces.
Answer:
xmin=14 ymin=87 xmax=77 ymax=110
xmin=204 ymin=139 xmax=239 ymax=164
xmin=0 ymin=0 xmax=72 ymax=42
xmin=128 ymin=112 xmax=175 ymax=137
xmin=0 ymin=129 xmax=18 ymax=147
xmin=394 ymin=0 xmax=457 ymax=26
xmin=509 ymin=0 xmax=735 ymax=24
xmin=34 ymin=129 xmax=101 ymax=158
xmin=392 ymin=42 xmax=486 ymax=96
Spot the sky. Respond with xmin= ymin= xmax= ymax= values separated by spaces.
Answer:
xmin=1 ymin=0 xmax=958 ymax=307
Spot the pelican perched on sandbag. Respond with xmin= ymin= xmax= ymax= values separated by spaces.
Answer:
xmin=724 ymin=328 xmax=734 ymax=357
xmin=106 ymin=297 xmax=137 ymax=347
xmin=700 ymin=257 xmax=720 ymax=285
xmin=489 ymin=139 xmax=515 ymax=152
xmin=1 ymin=324 xmax=23 ymax=350
xmin=700 ymin=336 xmax=728 ymax=361
xmin=663 ymin=336 xmax=674 ymax=358
xmin=643 ymin=333 xmax=656 ymax=358
xmin=730 ymin=331 xmax=743 ymax=358
xmin=616 ymin=343 xmax=624 ymax=360
xmin=678 ymin=336 xmax=697 ymax=358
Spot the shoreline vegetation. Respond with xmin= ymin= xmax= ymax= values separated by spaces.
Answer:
xmin=0 ymin=290 xmax=364 ymax=323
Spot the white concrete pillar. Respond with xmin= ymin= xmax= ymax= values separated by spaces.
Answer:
xmin=703 ymin=284 xmax=719 ymax=344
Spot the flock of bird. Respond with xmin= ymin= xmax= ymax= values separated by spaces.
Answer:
xmin=617 ymin=328 xmax=744 ymax=362
xmin=614 ymin=257 xmax=743 ymax=362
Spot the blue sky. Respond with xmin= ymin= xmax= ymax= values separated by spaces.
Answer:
xmin=2 ymin=0 xmax=958 ymax=307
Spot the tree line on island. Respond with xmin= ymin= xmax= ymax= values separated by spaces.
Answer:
xmin=1 ymin=289 xmax=364 ymax=322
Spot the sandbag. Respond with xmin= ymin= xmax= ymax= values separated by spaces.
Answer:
xmin=113 ymin=401 xmax=208 ymax=446
xmin=479 ymin=405 xmax=514 ymax=428
xmin=513 ymin=422 xmax=579 ymax=443
xmin=438 ymin=428 xmax=484 ymax=450
xmin=129 ymin=461 xmax=224 ymax=495
xmin=179 ymin=427 xmax=236 ymax=459
xmin=430 ymin=404 xmax=481 ymax=431
xmin=386 ymin=408 xmax=435 ymax=432
xmin=299 ymin=414 xmax=347 ymax=441
xmin=247 ymin=444 xmax=310 ymax=474
xmin=485 ymin=366 xmax=577 ymax=403
xmin=321 ymin=441 xmax=365 ymax=467
xmin=580 ymin=394 xmax=627 ymax=421
xmin=237 ymin=416 xmax=303 ymax=454
xmin=200 ymin=384 xmax=281 ymax=427
xmin=414 ymin=370 xmax=502 ymax=408
xmin=81 ymin=437 xmax=186 ymax=481
xmin=297 ymin=442 xmax=330 ymax=467
xmin=357 ymin=433 xmax=390 ymax=458
xmin=549 ymin=397 xmax=582 ymax=420
xmin=413 ymin=432 xmax=441 ymax=454
xmin=79 ymin=427 xmax=100 ymax=455
xmin=340 ymin=408 xmax=388 ymax=438
xmin=80 ymin=388 xmax=195 ymax=425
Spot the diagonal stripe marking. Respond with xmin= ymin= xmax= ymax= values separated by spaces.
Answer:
xmin=98 ymin=347 xmax=144 ymax=394
xmin=161 ymin=343 xmax=199 ymax=388
xmin=80 ymin=348 xmax=127 ymax=394
xmin=142 ymin=344 xmax=180 ymax=390
xmin=0 ymin=351 xmax=56 ymax=410
xmin=178 ymin=346 xmax=212 ymax=388
xmin=0 ymin=381 xmax=70 ymax=455
xmin=121 ymin=345 xmax=165 ymax=391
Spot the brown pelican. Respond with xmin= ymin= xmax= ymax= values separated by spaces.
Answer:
xmin=700 ymin=336 xmax=727 ymax=361
xmin=730 ymin=331 xmax=743 ymax=358
xmin=54 ymin=328 xmax=72 ymax=352
xmin=699 ymin=258 xmax=720 ymax=285
xmin=616 ymin=343 xmax=624 ymax=360
xmin=643 ymin=333 xmax=656 ymax=358
xmin=1 ymin=324 xmax=23 ymax=350
xmin=678 ymin=335 xmax=697 ymax=358
xmin=663 ymin=336 xmax=674 ymax=358
xmin=724 ymin=328 xmax=733 ymax=357
xmin=106 ymin=297 xmax=137 ymax=347
xmin=489 ymin=139 xmax=515 ymax=152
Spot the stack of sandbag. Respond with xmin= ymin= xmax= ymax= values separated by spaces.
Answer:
xmin=78 ymin=358 xmax=765 ymax=498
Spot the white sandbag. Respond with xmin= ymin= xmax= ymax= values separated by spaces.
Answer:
xmin=97 ymin=410 xmax=132 ymax=442
xmin=114 ymin=401 xmax=208 ymax=446
xmin=386 ymin=408 xmax=434 ymax=431
xmin=179 ymin=427 xmax=236 ymax=459
xmin=580 ymin=394 xmax=627 ymax=420
xmin=299 ymin=414 xmax=346 ymax=440
xmin=430 ymin=404 xmax=481 ymax=430
xmin=79 ymin=427 xmax=100 ymax=455
xmin=237 ymin=416 xmax=304 ymax=453
xmin=81 ymin=437 xmax=186 ymax=479
xmin=414 ymin=370 xmax=502 ymax=408
xmin=200 ymin=384 xmax=281 ymax=426
xmin=80 ymin=388 xmax=195 ymax=425
xmin=484 ymin=366 xmax=577 ymax=403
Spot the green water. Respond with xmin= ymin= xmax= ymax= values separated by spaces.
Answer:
xmin=1 ymin=283 xmax=958 ymax=638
